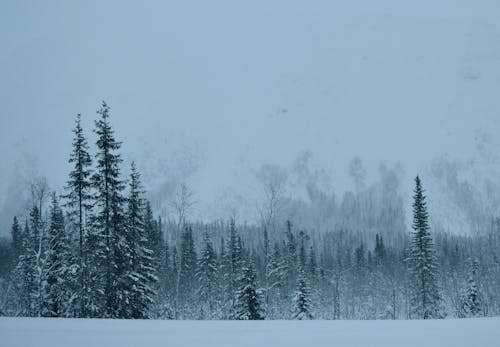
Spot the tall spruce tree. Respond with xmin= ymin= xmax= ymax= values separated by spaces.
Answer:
xmin=13 ymin=217 xmax=36 ymax=316
xmin=196 ymin=230 xmax=218 ymax=318
xmin=63 ymin=113 xmax=92 ymax=317
xmin=293 ymin=267 xmax=313 ymax=320
xmin=234 ymin=261 xmax=264 ymax=320
xmin=308 ymin=245 xmax=317 ymax=282
xmin=176 ymin=226 xmax=197 ymax=311
xmin=43 ymin=193 xmax=73 ymax=317
xmin=460 ymin=258 xmax=482 ymax=317
xmin=90 ymin=101 xmax=126 ymax=318
xmin=225 ymin=220 xmax=243 ymax=291
xmin=284 ymin=221 xmax=297 ymax=292
xmin=298 ymin=231 xmax=307 ymax=269
xmin=125 ymin=163 xmax=157 ymax=318
xmin=11 ymin=216 xmax=22 ymax=257
xmin=14 ymin=206 xmax=45 ymax=316
xmin=408 ymin=176 xmax=442 ymax=319
xmin=144 ymin=202 xmax=164 ymax=301
xmin=374 ymin=234 xmax=386 ymax=266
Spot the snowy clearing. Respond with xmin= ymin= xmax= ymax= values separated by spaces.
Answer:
xmin=1 ymin=317 xmax=498 ymax=347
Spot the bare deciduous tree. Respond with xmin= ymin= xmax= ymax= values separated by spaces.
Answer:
xmin=256 ymin=164 xmax=288 ymax=233
xmin=171 ymin=183 xmax=196 ymax=233
xmin=30 ymin=176 xmax=49 ymax=217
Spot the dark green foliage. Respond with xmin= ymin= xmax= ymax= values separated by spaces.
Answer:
xmin=234 ymin=261 xmax=264 ymax=320
xmin=196 ymin=230 xmax=218 ymax=317
xmin=177 ymin=226 xmax=197 ymax=305
xmin=43 ymin=193 xmax=74 ymax=317
xmin=90 ymin=101 xmax=127 ymax=318
xmin=14 ymin=208 xmax=42 ymax=316
xmin=11 ymin=217 xmax=22 ymax=256
xmin=460 ymin=258 xmax=482 ymax=317
xmin=293 ymin=267 xmax=313 ymax=320
xmin=63 ymin=113 xmax=92 ymax=317
xmin=408 ymin=176 xmax=442 ymax=319
xmin=374 ymin=234 xmax=386 ymax=266
xmin=125 ymin=163 xmax=157 ymax=319
xmin=225 ymin=219 xmax=243 ymax=297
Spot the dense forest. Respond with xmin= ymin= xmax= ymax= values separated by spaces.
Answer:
xmin=1 ymin=102 xmax=499 ymax=320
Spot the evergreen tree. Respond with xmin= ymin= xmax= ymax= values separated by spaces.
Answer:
xmin=13 ymin=217 xmax=36 ymax=316
xmin=145 ymin=203 xmax=164 ymax=303
xmin=14 ymin=207 xmax=44 ymax=316
xmin=43 ymin=193 xmax=74 ymax=317
xmin=308 ymin=245 xmax=317 ymax=282
xmin=63 ymin=113 xmax=92 ymax=317
xmin=90 ymin=101 xmax=126 ymax=318
xmin=293 ymin=267 xmax=313 ymax=320
xmin=171 ymin=245 xmax=179 ymax=288
xmin=31 ymin=205 xmax=47 ymax=318
xmin=234 ymin=261 xmax=264 ymax=320
xmin=138 ymin=206 xmax=158 ymax=318
xmin=196 ymin=230 xmax=218 ymax=318
xmin=125 ymin=163 xmax=157 ymax=318
xmin=374 ymin=234 xmax=386 ymax=266
xmin=284 ymin=221 xmax=297 ymax=292
xmin=266 ymin=243 xmax=286 ymax=294
xmin=408 ymin=176 xmax=442 ymax=319
xmin=177 ymin=226 xmax=197 ymax=308
xmin=460 ymin=258 xmax=482 ymax=317
xmin=159 ymin=220 xmax=173 ymax=299
xmin=11 ymin=216 xmax=22 ymax=257
xmin=145 ymin=202 xmax=163 ymax=278
xmin=225 ymin=219 xmax=243 ymax=297
xmin=298 ymin=231 xmax=307 ymax=269
xmin=355 ymin=242 xmax=367 ymax=269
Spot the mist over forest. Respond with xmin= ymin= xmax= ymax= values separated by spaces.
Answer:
xmin=2 ymin=130 xmax=500 ymax=239
xmin=1 ymin=0 xmax=500 ymax=324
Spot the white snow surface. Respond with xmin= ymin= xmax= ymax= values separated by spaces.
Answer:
xmin=1 ymin=317 xmax=498 ymax=347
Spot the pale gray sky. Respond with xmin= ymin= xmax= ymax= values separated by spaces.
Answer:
xmin=1 ymin=0 xmax=500 ymax=231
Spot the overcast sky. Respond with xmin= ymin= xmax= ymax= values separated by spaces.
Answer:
xmin=1 ymin=0 xmax=500 ymax=226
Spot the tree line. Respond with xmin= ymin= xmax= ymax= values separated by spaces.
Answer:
xmin=0 ymin=101 xmax=499 ymax=320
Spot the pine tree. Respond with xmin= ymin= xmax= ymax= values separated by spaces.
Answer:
xmin=13 ymin=217 xmax=36 ymax=316
xmin=225 ymin=219 xmax=243 ymax=297
xmin=32 ymin=204 xmax=47 ymax=318
xmin=89 ymin=101 xmax=126 ymax=318
xmin=293 ymin=267 xmax=313 ymax=320
xmin=355 ymin=242 xmax=367 ymax=269
xmin=298 ymin=231 xmax=307 ymax=269
xmin=43 ymin=193 xmax=74 ymax=317
xmin=125 ymin=163 xmax=157 ymax=319
xmin=460 ymin=258 xmax=482 ymax=317
xmin=196 ymin=230 xmax=218 ymax=318
xmin=138 ymin=209 xmax=158 ymax=318
xmin=408 ymin=176 xmax=442 ymax=319
xmin=11 ymin=216 xmax=22 ymax=257
xmin=124 ymin=162 xmax=144 ymax=318
xmin=145 ymin=202 xmax=163 ymax=278
xmin=234 ymin=261 xmax=264 ymax=320
xmin=14 ymin=206 xmax=45 ymax=316
xmin=177 ymin=226 xmax=197 ymax=308
xmin=158 ymin=218 xmax=173 ymax=300
xmin=171 ymin=245 xmax=179 ymax=288
xmin=374 ymin=234 xmax=386 ymax=266
xmin=145 ymin=202 xmax=164 ymax=299
xmin=308 ymin=245 xmax=317 ymax=282
xmin=266 ymin=242 xmax=286 ymax=294
xmin=63 ymin=113 xmax=92 ymax=317
xmin=284 ymin=221 xmax=297 ymax=293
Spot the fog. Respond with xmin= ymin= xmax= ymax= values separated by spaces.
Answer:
xmin=1 ymin=0 xmax=500 ymax=236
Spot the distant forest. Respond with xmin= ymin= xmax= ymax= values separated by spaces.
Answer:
xmin=1 ymin=102 xmax=499 ymax=320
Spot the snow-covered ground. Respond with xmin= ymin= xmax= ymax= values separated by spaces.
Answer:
xmin=1 ymin=317 xmax=498 ymax=347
